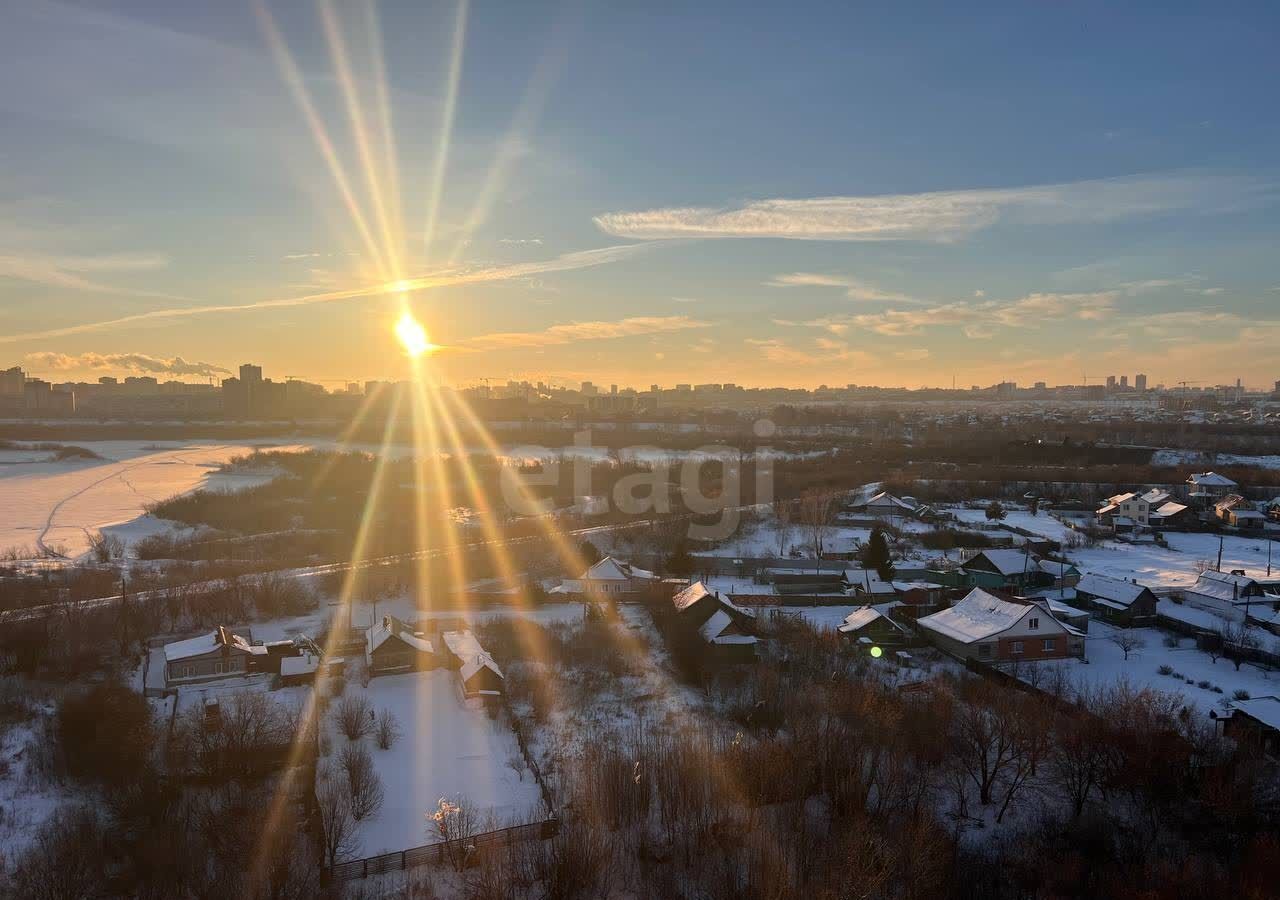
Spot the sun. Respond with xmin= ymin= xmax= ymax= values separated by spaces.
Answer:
xmin=395 ymin=311 xmax=436 ymax=358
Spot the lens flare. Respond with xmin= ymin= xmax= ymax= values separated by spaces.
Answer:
xmin=870 ymin=645 xmax=883 ymax=658
xmin=395 ymin=311 xmax=435 ymax=357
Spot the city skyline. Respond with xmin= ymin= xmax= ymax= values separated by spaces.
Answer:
xmin=3 ymin=3 xmax=1280 ymax=388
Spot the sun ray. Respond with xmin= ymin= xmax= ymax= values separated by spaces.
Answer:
xmin=318 ymin=0 xmax=403 ymax=278
xmin=254 ymin=1 xmax=391 ymax=280
xmin=421 ymin=0 xmax=469 ymax=265
xmin=362 ymin=0 xmax=405 ymax=255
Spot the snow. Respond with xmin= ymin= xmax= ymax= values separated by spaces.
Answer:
xmin=1069 ymin=532 xmax=1280 ymax=587
xmin=327 ymin=670 xmax=543 ymax=858
xmin=1228 ymin=696 xmax=1280 ymax=730
xmin=1075 ymin=573 xmax=1150 ymax=607
xmin=1024 ymin=622 xmax=1280 ymax=717
xmin=280 ymin=654 xmax=319 ymax=678
xmin=947 ymin=506 xmax=1079 ymax=542
xmin=0 ymin=441 xmax=303 ymax=558
xmin=672 ymin=581 xmax=713 ymax=612
xmin=917 ymin=588 xmax=1028 ymax=643
xmin=1152 ymin=449 xmax=1280 ymax=470
xmin=837 ymin=606 xmax=885 ymax=633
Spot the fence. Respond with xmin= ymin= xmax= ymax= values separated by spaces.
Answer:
xmin=325 ymin=817 xmax=559 ymax=883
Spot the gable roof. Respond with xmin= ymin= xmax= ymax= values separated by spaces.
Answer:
xmin=917 ymin=588 xmax=1031 ymax=643
xmin=165 ymin=626 xmax=261 ymax=662
xmin=837 ymin=606 xmax=909 ymax=635
xmin=368 ymin=614 xmax=433 ymax=655
xmin=696 ymin=608 xmax=758 ymax=645
xmin=962 ymin=549 xmax=1040 ymax=577
xmin=1188 ymin=471 xmax=1237 ymax=488
xmin=1139 ymin=488 xmax=1172 ymax=506
xmin=460 ymin=652 xmax=504 ymax=684
xmin=1188 ymin=570 xmax=1263 ymax=602
xmin=1228 ymin=696 xmax=1280 ymax=732
xmin=864 ymin=491 xmax=916 ymax=511
xmin=672 ymin=581 xmax=713 ymax=612
xmin=582 ymin=556 xmax=655 ymax=582
xmin=1153 ymin=500 xmax=1189 ymax=517
xmin=1075 ymin=573 xmax=1152 ymax=608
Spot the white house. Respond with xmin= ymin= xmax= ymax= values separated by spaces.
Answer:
xmin=916 ymin=588 xmax=1084 ymax=662
xmin=1182 ymin=570 xmax=1279 ymax=621
xmin=560 ymin=556 xmax=659 ymax=597
xmin=1187 ymin=472 xmax=1239 ymax=505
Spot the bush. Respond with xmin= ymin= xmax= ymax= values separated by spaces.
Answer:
xmin=375 ymin=708 xmax=401 ymax=750
xmin=1162 ymin=636 xmax=1180 ymax=648
xmin=1211 ymin=685 xmax=1223 ymax=693
xmin=1157 ymin=665 xmax=1174 ymax=676
xmin=339 ymin=743 xmax=384 ymax=820
xmin=1233 ymin=689 xmax=1251 ymax=701
xmin=57 ymin=681 xmax=154 ymax=786
xmin=1196 ymin=680 xmax=1211 ymax=689
xmin=334 ymin=694 xmax=373 ymax=740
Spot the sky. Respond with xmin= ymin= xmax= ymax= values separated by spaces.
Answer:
xmin=2 ymin=0 xmax=1279 ymax=390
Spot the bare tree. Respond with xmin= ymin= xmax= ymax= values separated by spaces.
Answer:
xmin=797 ymin=488 xmax=839 ymax=558
xmin=339 ymin=743 xmax=385 ymax=820
xmin=771 ymin=498 xmax=796 ymax=557
xmin=431 ymin=795 xmax=484 ymax=872
xmin=1222 ymin=621 xmax=1261 ymax=671
xmin=1109 ymin=630 xmax=1146 ymax=661
xmin=375 ymin=707 xmax=401 ymax=750
xmin=334 ymin=694 xmax=374 ymax=741
xmin=316 ymin=776 xmax=359 ymax=868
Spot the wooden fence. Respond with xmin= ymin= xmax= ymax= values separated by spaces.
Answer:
xmin=324 ymin=817 xmax=559 ymax=883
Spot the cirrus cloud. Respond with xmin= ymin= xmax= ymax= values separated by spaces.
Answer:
xmin=23 ymin=351 xmax=230 ymax=377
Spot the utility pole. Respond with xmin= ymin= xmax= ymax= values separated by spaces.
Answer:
xmin=1216 ymin=534 xmax=1224 ymax=573
xmin=1268 ymin=536 xmax=1273 ymax=578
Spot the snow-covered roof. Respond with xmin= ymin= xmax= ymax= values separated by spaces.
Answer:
xmin=917 ymin=588 xmax=1030 ymax=644
xmin=1188 ymin=570 xmax=1260 ymax=602
xmin=864 ymin=491 xmax=915 ymax=511
xmin=164 ymin=626 xmax=258 ymax=662
xmin=460 ymin=652 xmax=503 ymax=683
xmin=581 ymin=556 xmax=655 ymax=582
xmin=368 ymin=615 xmax=433 ymax=655
xmin=441 ymin=630 xmax=486 ymax=659
xmin=696 ymin=608 xmax=757 ymax=646
xmin=1229 ymin=696 xmax=1280 ymax=731
xmin=1139 ymin=488 xmax=1172 ymax=506
xmin=844 ymin=569 xmax=896 ymax=594
xmin=280 ymin=654 xmax=319 ymax=677
xmin=838 ymin=606 xmax=883 ymax=632
xmin=672 ymin=581 xmax=713 ymax=612
xmin=1188 ymin=471 xmax=1237 ymax=488
xmin=963 ymin=549 xmax=1039 ymax=577
xmin=1075 ymin=573 xmax=1151 ymax=608
xmin=1153 ymin=501 xmax=1188 ymax=517
xmin=1036 ymin=559 xmax=1078 ymax=576
xmin=1229 ymin=509 xmax=1266 ymax=520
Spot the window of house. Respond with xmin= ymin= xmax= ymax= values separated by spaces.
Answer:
xmin=214 ymin=661 xmax=224 ymax=674
xmin=977 ymin=644 xmax=991 ymax=659
xmin=1028 ymin=617 xmax=1039 ymax=630
xmin=1012 ymin=641 xmax=1024 ymax=654
xmin=1043 ymin=639 xmax=1056 ymax=652
xmin=180 ymin=664 xmax=194 ymax=678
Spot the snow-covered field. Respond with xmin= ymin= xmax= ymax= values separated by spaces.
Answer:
xmin=0 ymin=441 xmax=298 ymax=559
xmin=948 ymin=506 xmax=1079 ymax=542
xmin=1026 ymin=622 xmax=1280 ymax=717
xmin=1151 ymin=448 xmax=1280 ymax=469
xmin=1068 ymin=531 xmax=1278 ymax=587
xmin=325 ymin=670 xmax=543 ymax=859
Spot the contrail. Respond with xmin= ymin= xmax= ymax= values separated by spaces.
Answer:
xmin=0 ymin=244 xmax=649 ymax=344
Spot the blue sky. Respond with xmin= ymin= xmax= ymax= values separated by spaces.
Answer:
xmin=2 ymin=0 xmax=1278 ymax=388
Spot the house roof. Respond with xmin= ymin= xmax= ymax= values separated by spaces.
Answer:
xmin=837 ymin=606 xmax=908 ymax=634
xmin=1229 ymin=696 xmax=1280 ymax=732
xmin=164 ymin=626 xmax=260 ymax=662
xmin=672 ymin=581 xmax=713 ymax=612
xmin=1036 ymin=559 xmax=1079 ymax=577
xmin=1188 ymin=570 xmax=1261 ymax=602
xmin=962 ymin=549 xmax=1040 ymax=577
xmin=280 ymin=654 xmax=319 ymax=677
xmin=460 ymin=652 xmax=503 ymax=683
xmin=864 ymin=491 xmax=915 ymax=511
xmin=1076 ymin=573 xmax=1152 ymax=608
xmin=917 ymin=588 xmax=1030 ymax=644
xmin=844 ymin=569 xmax=896 ymax=594
xmin=368 ymin=615 xmax=433 ymax=655
xmin=1153 ymin=501 xmax=1189 ymax=517
xmin=1139 ymin=488 xmax=1172 ymax=506
xmin=441 ymin=630 xmax=486 ymax=659
xmin=582 ymin=556 xmax=655 ymax=581
xmin=696 ymin=608 xmax=758 ymax=645
xmin=1188 ymin=471 xmax=1237 ymax=488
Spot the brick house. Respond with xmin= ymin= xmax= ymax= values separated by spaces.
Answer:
xmin=916 ymin=587 xmax=1084 ymax=663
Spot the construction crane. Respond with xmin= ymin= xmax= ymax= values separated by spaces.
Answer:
xmin=1175 ymin=380 xmax=1203 ymax=409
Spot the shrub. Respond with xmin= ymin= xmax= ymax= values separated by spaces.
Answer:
xmin=57 ymin=681 xmax=154 ymax=786
xmin=1233 ymin=689 xmax=1251 ymax=701
xmin=1196 ymin=680 xmax=1211 ymax=689
xmin=334 ymin=694 xmax=374 ymax=740
xmin=1162 ymin=636 xmax=1180 ymax=648
xmin=1157 ymin=665 xmax=1174 ymax=676
xmin=339 ymin=743 xmax=384 ymax=820
xmin=1211 ymin=685 xmax=1223 ymax=693
xmin=375 ymin=708 xmax=401 ymax=750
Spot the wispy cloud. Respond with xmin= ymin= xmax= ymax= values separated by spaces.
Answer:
xmin=0 ymin=249 xmax=178 ymax=297
xmin=766 ymin=272 xmax=927 ymax=304
xmin=0 ymin=244 xmax=648 ymax=345
xmin=462 ymin=315 xmax=708 ymax=351
xmin=595 ymin=173 xmax=1276 ymax=242
xmin=746 ymin=337 xmax=871 ymax=367
xmin=23 ymin=351 xmax=229 ymax=377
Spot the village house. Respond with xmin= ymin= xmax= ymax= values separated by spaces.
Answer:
xmin=859 ymin=491 xmax=918 ymax=519
xmin=1182 ymin=570 xmax=1280 ymax=622
xmin=916 ymin=587 xmax=1085 ymax=663
xmin=760 ymin=565 xmax=849 ymax=595
xmin=1149 ymin=499 xmax=1193 ymax=530
xmin=1214 ymin=494 xmax=1267 ymax=531
xmin=1212 ymin=696 xmax=1280 ymax=758
xmin=561 ymin=556 xmax=659 ymax=598
xmin=1072 ymin=573 xmax=1158 ymax=626
xmin=956 ymin=549 xmax=1052 ymax=592
xmin=440 ymin=630 xmax=505 ymax=697
xmin=1030 ymin=597 xmax=1091 ymax=633
xmin=163 ymin=626 xmax=266 ymax=688
xmin=366 ymin=614 xmax=435 ymax=675
xmin=836 ymin=606 xmax=912 ymax=646
xmin=1186 ymin=471 xmax=1239 ymax=507
xmin=671 ymin=581 xmax=759 ymax=663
